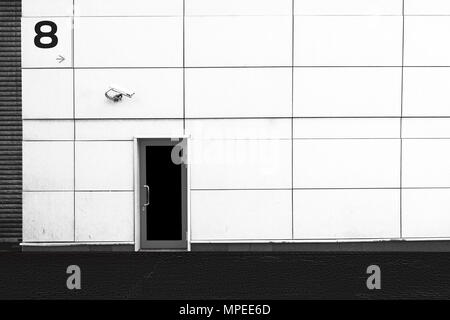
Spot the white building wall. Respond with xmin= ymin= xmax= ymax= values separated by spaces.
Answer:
xmin=403 ymin=1 xmax=450 ymax=239
xmin=21 ymin=0 xmax=450 ymax=246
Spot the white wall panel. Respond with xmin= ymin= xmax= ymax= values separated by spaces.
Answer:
xmin=186 ymin=119 xmax=291 ymax=140
xmin=403 ymin=68 xmax=450 ymax=116
xmin=294 ymin=0 xmax=402 ymax=15
xmin=76 ymin=120 xmax=183 ymax=140
xmin=186 ymin=68 xmax=291 ymax=118
xmin=75 ymin=69 xmax=183 ymax=119
xmin=293 ymin=139 xmax=400 ymax=188
xmin=74 ymin=17 xmax=182 ymax=67
xmin=293 ymin=67 xmax=401 ymax=117
xmin=191 ymin=190 xmax=292 ymax=241
xmin=293 ymin=119 xmax=400 ymax=139
xmin=23 ymin=120 xmax=74 ymax=141
xmin=186 ymin=16 xmax=291 ymax=67
xmin=190 ymin=139 xmax=291 ymax=189
xmin=75 ymin=191 xmax=134 ymax=242
xmin=75 ymin=0 xmax=183 ymax=16
xmin=186 ymin=0 xmax=292 ymax=16
xmin=403 ymin=139 xmax=450 ymax=188
xmin=22 ymin=69 xmax=73 ymax=119
xmin=22 ymin=18 xmax=72 ymax=68
xmin=403 ymin=189 xmax=450 ymax=238
xmin=403 ymin=119 xmax=450 ymax=138
xmin=23 ymin=141 xmax=74 ymax=191
xmin=405 ymin=17 xmax=450 ymax=66
xmin=23 ymin=0 xmax=73 ymax=17
xmin=405 ymin=0 xmax=450 ymax=15
xmin=293 ymin=189 xmax=400 ymax=239
xmin=23 ymin=192 xmax=74 ymax=242
xmin=75 ymin=141 xmax=133 ymax=191
xmin=294 ymin=16 xmax=402 ymax=66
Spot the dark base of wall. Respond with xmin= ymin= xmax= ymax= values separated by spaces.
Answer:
xmin=0 ymin=243 xmax=21 ymax=252
xmin=20 ymin=241 xmax=450 ymax=252
xmin=22 ymin=245 xmax=135 ymax=252
xmin=191 ymin=241 xmax=450 ymax=252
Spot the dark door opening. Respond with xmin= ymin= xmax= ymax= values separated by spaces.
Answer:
xmin=139 ymin=139 xmax=187 ymax=250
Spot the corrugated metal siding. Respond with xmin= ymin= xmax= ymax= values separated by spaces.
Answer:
xmin=0 ymin=0 xmax=21 ymax=245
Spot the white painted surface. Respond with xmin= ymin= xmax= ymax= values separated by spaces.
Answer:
xmin=186 ymin=119 xmax=291 ymax=140
xmin=185 ymin=68 xmax=291 ymax=118
xmin=21 ymin=17 xmax=72 ymax=68
xmin=75 ymin=141 xmax=134 ymax=191
xmin=403 ymin=140 xmax=450 ymax=188
xmin=23 ymin=120 xmax=74 ymax=141
xmin=191 ymin=190 xmax=291 ymax=240
xmin=23 ymin=192 xmax=74 ymax=242
xmin=293 ymin=119 xmax=400 ymax=139
xmin=76 ymin=120 xmax=184 ymax=140
xmin=294 ymin=0 xmax=402 ymax=15
xmin=75 ymin=0 xmax=183 ymax=16
xmin=403 ymin=68 xmax=450 ymax=116
xmin=22 ymin=69 xmax=73 ymax=119
xmin=190 ymin=139 xmax=291 ymax=189
xmin=294 ymin=16 xmax=403 ymax=66
xmin=74 ymin=17 xmax=183 ymax=67
xmin=293 ymin=67 xmax=401 ymax=117
xmin=186 ymin=0 xmax=292 ymax=16
xmin=405 ymin=0 xmax=450 ymax=15
xmin=23 ymin=141 xmax=74 ymax=191
xmin=403 ymin=119 xmax=450 ymax=138
xmin=293 ymin=139 xmax=400 ymax=188
xmin=186 ymin=16 xmax=292 ymax=67
xmin=75 ymin=191 xmax=134 ymax=242
xmin=293 ymin=189 xmax=400 ymax=239
xmin=21 ymin=2 xmax=450 ymax=246
xmin=405 ymin=17 xmax=450 ymax=66
xmin=22 ymin=0 xmax=73 ymax=17
xmin=403 ymin=189 xmax=450 ymax=238
xmin=75 ymin=69 xmax=183 ymax=119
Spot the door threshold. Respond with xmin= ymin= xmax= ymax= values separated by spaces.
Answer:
xmin=139 ymin=249 xmax=188 ymax=252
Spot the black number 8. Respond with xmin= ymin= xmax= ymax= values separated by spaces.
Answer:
xmin=34 ymin=21 xmax=58 ymax=49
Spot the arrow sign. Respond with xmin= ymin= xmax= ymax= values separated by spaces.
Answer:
xmin=56 ymin=55 xmax=65 ymax=63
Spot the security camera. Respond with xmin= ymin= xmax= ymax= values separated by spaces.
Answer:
xmin=105 ymin=86 xmax=135 ymax=102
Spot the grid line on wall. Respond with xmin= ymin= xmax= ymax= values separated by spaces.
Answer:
xmin=34 ymin=138 xmax=450 ymax=142
xmin=400 ymin=0 xmax=405 ymax=238
xmin=291 ymin=0 xmax=294 ymax=240
xmin=26 ymin=66 xmax=450 ymax=69
xmin=23 ymin=116 xmax=450 ymax=120
xmin=72 ymin=0 xmax=76 ymax=242
xmin=183 ymin=0 xmax=186 ymax=134
xmin=193 ymin=187 xmax=450 ymax=191
xmin=23 ymin=187 xmax=450 ymax=192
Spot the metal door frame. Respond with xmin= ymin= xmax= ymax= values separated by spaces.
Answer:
xmin=137 ymin=138 xmax=188 ymax=250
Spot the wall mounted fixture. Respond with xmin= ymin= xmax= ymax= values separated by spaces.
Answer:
xmin=105 ymin=86 xmax=135 ymax=102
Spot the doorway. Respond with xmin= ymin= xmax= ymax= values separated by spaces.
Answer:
xmin=139 ymin=138 xmax=187 ymax=250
